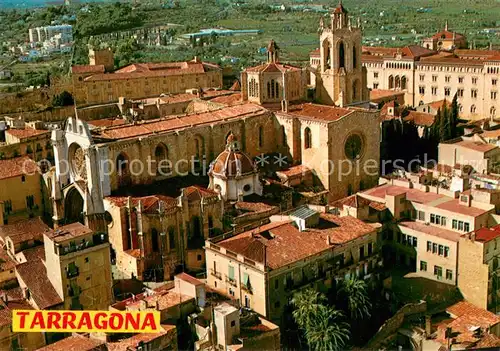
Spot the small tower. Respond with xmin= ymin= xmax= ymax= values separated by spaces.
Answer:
xmin=331 ymin=0 xmax=348 ymax=29
xmin=267 ymin=39 xmax=279 ymax=63
xmin=208 ymin=133 xmax=262 ymax=202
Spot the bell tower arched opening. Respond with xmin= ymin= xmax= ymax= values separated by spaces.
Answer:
xmin=338 ymin=41 xmax=345 ymax=69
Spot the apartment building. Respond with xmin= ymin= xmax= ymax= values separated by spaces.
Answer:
xmin=29 ymin=25 xmax=73 ymax=44
xmin=43 ymin=222 xmax=113 ymax=310
xmin=458 ymin=225 xmax=500 ymax=312
xmin=0 ymin=157 xmax=43 ymax=224
xmin=439 ymin=134 xmax=500 ymax=175
xmin=205 ymin=207 xmax=381 ymax=325
xmin=348 ymin=175 xmax=497 ymax=285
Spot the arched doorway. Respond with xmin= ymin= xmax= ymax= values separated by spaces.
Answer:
xmin=64 ymin=187 xmax=84 ymax=225
xmin=116 ymin=152 xmax=131 ymax=187
xmin=154 ymin=143 xmax=169 ymax=176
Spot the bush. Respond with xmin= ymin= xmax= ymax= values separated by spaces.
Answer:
xmin=52 ymin=91 xmax=74 ymax=107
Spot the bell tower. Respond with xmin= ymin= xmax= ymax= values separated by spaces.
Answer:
xmin=315 ymin=1 xmax=368 ymax=106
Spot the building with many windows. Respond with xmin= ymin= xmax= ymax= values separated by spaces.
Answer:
xmin=205 ymin=207 xmax=381 ymax=325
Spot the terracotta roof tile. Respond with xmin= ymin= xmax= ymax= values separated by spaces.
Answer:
xmin=218 ymin=215 xmax=376 ymax=269
xmin=436 ymin=301 xmax=500 ymax=346
xmin=0 ymin=218 xmax=50 ymax=245
xmin=87 ymin=118 xmax=127 ymax=128
xmin=209 ymin=93 xmax=242 ymax=106
xmin=6 ymin=128 xmax=49 ymax=140
xmin=370 ymin=89 xmax=405 ymax=101
xmin=47 ymin=222 xmax=93 ymax=243
xmin=276 ymin=165 xmax=312 ymax=179
xmin=469 ymin=224 xmax=500 ymax=243
xmin=106 ymin=325 xmax=176 ymax=351
xmin=183 ymin=186 xmax=219 ymax=201
xmin=0 ymin=298 xmax=33 ymax=328
xmin=245 ymin=62 xmax=301 ymax=73
xmin=404 ymin=111 xmax=436 ymax=127
xmin=431 ymin=30 xmax=464 ymax=40
xmin=105 ymin=195 xmax=178 ymax=214
xmin=282 ymin=103 xmax=352 ymax=122
xmin=36 ymin=334 xmax=106 ymax=351
xmin=71 ymin=65 xmax=105 ymax=74
xmin=175 ymin=272 xmax=203 ymax=286
xmin=16 ymin=258 xmax=63 ymax=309
xmin=94 ymin=104 xmax=266 ymax=141
xmin=84 ymin=61 xmax=219 ymax=82
xmin=454 ymin=140 xmax=497 ymax=153
xmin=0 ymin=156 xmax=39 ymax=180
xmin=399 ymin=221 xmax=460 ymax=242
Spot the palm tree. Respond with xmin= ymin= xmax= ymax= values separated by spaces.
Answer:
xmin=306 ymin=305 xmax=350 ymax=351
xmin=337 ymin=276 xmax=372 ymax=320
xmin=292 ymin=289 xmax=350 ymax=350
xmin=291 ymin=288 xmax=326 ymax=332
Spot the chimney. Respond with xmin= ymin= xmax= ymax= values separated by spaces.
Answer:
xmin=326 ymin=235 xmax=331 ymax=245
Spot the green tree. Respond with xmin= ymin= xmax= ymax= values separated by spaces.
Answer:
xmin=337 ymin=277 xmax=372 ymax=320
xmin=292 ymin=289 xmax=350 ymax=351
xmin=439 ymin=101 xmax=452 ymax=141
xmin=305 ymin=305 xmax=350 ymax=351
xmin=52 ymin=91 xmax=74 ymax=107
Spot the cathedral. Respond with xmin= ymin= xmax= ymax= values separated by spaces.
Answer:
xmin=47 ymin=2 xmax=379 ymax=280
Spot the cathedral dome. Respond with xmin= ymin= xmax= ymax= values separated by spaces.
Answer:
xmin=211 ymin=133 xmax=256 ymax=178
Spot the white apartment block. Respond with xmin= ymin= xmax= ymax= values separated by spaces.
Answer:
xmin=29 ymin=25 xmax=73 ymax=44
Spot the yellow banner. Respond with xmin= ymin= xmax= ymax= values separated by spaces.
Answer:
xmin=12 ymin=310 xmax=161 ymax=333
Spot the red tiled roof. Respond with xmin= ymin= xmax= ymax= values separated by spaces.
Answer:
xmin=71 ymin=65 xmax=105 ymax=74
xmin=276 ymin=165 xmax=312 ymax=179
xmin=404 ymin=111 xmax=436 ymax=127
xmin=84 ymin=61 xmax=219 ymax=82
xmin=283 ymin=103 xmax=352 ymax=122
xmin=209 ymin=93 xmax=242 ymax=106
xmin=106 ymin=325 xmax=176 ymax=351
xmin=435 ymin=301 xmax=500 ymax=346
xmin=87 ymin=118 xmax=127 ymax=128
xmin=105 ymin=194 xmax=178 ymax=214
xmin=370 ymin=89 xmax=405 ymax=101
xmin=245 ymin=62 xmax=301 ymax=73
xmin=454 ymin=140 xmax=497 ymax=153
xmin=16 ymin=258 xmax=63 ymax=309
xmin=0 ymin=298 xmax=33 ymax=327
xmin=431 ymin=30 xmax=464 ymax=40
xmin=470 ymin=224 xmax=500 ymax=243
xmin=363 ymin=184 xmax=444 ymax=204
xmin=183 ymin=186 xmax=219 ymax=201
xmin=6 ymin=128 xmax=49 ymax=140
xmin=218 ymin=215 xmax=376 ymax=269
xmin=211 ymin=147 xmax=255 ymax=177
xmin=331 ymin=194 xmax=371 ymax=209
xmin=0 ymin=248 xmax=16 ymax=272
xmin=175 ymin=272 xmax=203 ymax=286
xmin=310 ymin=48 xmax=320 ymax=57
xmin=47 ymin=222 xmax=93 ymax=243
xmin=94 ymin=103 xmax=266 ymax=141
xmin=435 ymin=199 xmax=491 ymax=217
xmin=36 ymin=334 xmax=106 ymax=351
xmin=19 ymin=245 xmax=46 ymax=262
xmin=234 ymin=202 xmax=274 ymax=212
xmin=0 ymin=156 xmax=39 ymax=180
xmin=0 ymin=218 xmax=50 ymax=244
xmin=362 ymin=45 xmax=436 ymax=59
xmin=399 ymin=221 xmax=460 ymax=242
xmin=426 ymin=99 xmax=451 ymax=111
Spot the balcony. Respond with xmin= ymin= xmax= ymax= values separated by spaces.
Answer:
xmin=58 ymin=233 xmax=108 ymax=256
xmin=241 ymin=284 xmax=253 ymax=295
xmin=226 ymin=276 xmax=237 ymax=287
xmin=210 ymin=269 xmax=222 ymax=280
xmin=66 ymin=267 xmax=79 ymax=279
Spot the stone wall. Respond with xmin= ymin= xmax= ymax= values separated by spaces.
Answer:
xmin=365 ymin=300 xmax=427 ymax=350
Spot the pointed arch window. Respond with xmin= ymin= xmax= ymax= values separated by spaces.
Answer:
xmin=151 ymin=228 xmax=160 ymax=252
xmin=471 ymin=105 xmax=476 ymax=114
xmin=389 ymin=76 xmax=394 ymax=89
xmin=338 ymin=41 xmax=345 ymax=69
xmin=267 ymin=81 xmax=271 ymax=98
xmin=304 ymin=127 xmax=312 ymax=149
xmin=491 ymin=107 xmax=497 ymax=118
xmin=353 ymin=46 xmax=357 ymax=69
